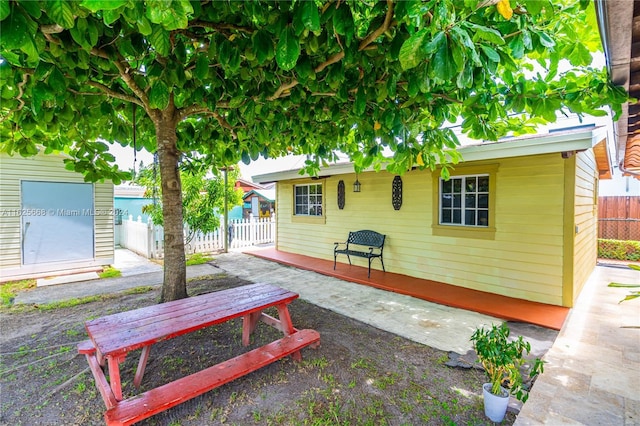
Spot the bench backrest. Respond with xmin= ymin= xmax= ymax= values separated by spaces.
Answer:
xmin=347 ymin=230 xmax=385 ymax=248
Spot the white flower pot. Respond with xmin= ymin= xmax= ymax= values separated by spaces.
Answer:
xmin=482 ymin=382 xmax=509 ymax=422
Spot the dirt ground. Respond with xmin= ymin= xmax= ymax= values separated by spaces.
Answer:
xmin=0 ymin=273 xmax=519 ymax=426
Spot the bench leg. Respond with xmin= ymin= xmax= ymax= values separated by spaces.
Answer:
xmin=275 ymin=304 xmax=302 ymax=362
xmin=242 ymin=311 xmax=263 ymax=346
xmin=368 ymin=258 xmax=372 ymax=278
xmin=85 ymin=353 xmax=118 ymax=409
xmin=134 ymin=345 xmax=152 ymax=388
xmin=107 ymin=355 xmax=126 ymax=401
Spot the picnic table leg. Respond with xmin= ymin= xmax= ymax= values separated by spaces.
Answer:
xmin=275 ymin=304 xmax=302 ymax=361
xmin=133 ymin=345 xmax=152 ymax=388
xmin=242 ymin=311 xmax=262 ymax=346
xmin=107 ymin=355 xmax=126 ymax=401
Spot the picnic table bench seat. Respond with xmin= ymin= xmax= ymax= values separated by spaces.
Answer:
xmin=102 ymin=329 xmax=319 ymax=426
xmin=78 ymin=283 xmax=320 ymax=426
xmin=333 ymin=230 xmax=386 ymax=278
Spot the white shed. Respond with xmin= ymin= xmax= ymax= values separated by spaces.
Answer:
xmin=0 ymin=151 xmax=114 ymax=282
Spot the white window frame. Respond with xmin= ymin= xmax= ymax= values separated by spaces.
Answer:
xmin=294 ymin=183 xmax=323 ymax=217
xmin=439 ymin=174 xmax=490 ymax=227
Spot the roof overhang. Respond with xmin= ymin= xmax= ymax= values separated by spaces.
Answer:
xmin=253 ymin=127 xmax=610 ymax=183
xmin=595 ymin=0 xmax=640 ymax=179
xmin=242 ymin=189 xmax=276 ymax=202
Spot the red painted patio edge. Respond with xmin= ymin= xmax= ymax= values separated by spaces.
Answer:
xmin=245 ymin=248 xmax=569 ymax=331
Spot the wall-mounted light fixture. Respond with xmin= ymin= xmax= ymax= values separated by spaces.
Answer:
xmin=353 ymin=173 xmax=361 ymax=192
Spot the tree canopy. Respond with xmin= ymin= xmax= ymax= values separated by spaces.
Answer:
xmin=0 ymin=0 xmax=627 ymax=301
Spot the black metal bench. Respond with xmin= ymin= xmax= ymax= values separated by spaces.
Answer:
xmin=333 ymin=230 xmax=386 ymax=278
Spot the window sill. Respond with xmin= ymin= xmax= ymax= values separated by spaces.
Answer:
xmin=432 ymin=224 xmax=496 ymax=240
xmin=292 ymin=215 xmax=326 ymax=225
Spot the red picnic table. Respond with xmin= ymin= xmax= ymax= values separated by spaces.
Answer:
xmin=78 ymin=282 xmax=320 ymax=426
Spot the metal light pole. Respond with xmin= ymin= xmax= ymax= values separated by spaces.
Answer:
xmin=223 ymin=167 xmax=228 ymax=253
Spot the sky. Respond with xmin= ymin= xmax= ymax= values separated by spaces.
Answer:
xmin=108 ymin=142 xmax=308 ymax=181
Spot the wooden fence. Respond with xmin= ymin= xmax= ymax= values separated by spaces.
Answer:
xmin=598 ymin=196 xmax=640 ymax=241
xmin=118 ymin=214 xmax=275 ymax=259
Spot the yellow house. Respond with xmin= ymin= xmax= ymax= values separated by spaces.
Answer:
xmin=0 ymin=151 xmax=114 ymax=282
xmin=253 ymin=127 xmax=612 ymax=308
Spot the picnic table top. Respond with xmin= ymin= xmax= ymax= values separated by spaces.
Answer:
xmin=85 ymin=282 xmax=298 ymax=357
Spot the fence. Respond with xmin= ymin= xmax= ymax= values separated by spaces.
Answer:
xmin=598 ymin=196 xmax=640 ymax=241
xmin=118 ymin=214 xmax=276 ymax=259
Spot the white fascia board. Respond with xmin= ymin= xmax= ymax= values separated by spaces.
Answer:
xmin=253 ymin=162 xmax=356 ymax=184
xmin=253 ymin=127 xmax=609 ymax=183
xmin=458 ymin=127 xmax=609 ymax=162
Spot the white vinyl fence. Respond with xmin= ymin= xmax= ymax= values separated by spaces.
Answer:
xmin=118 ymin=214 xmax=275 ymax=259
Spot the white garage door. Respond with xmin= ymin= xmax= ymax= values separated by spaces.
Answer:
xmin=21 ymin=181 xmax=94 ymax=265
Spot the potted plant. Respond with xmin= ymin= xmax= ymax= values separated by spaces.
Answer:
xmin=470 ymin=323 xmax=545 ymax=422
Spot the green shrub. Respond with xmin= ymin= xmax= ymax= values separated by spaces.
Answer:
xmin=598 ymin=239 xmax=640 ymax=261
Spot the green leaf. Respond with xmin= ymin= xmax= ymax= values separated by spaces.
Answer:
xmin=333 ymin=4 xmax=354 ymax=41
xmin=467 ymin=23 xmax=505 ymax=46
xmin=0 ymin=12 xmax=30 ymax=49
xmin=354 ymin=87 xmax=366 ymax=115
xmin=295 ymin=55 xmax=313 ymax=82
xmin=146 ymin=0 xmax=192 ymax=30
xmin=70 ymin=18 xmax=91 ymax=50
xmin=149 ymin=81 xmax=170 ymax=109
xmin=0 ymin=0 xmax=9 ymax=21
xmin=17 ymin=0 xmax=41 ymax=18
xmin=509 ymin=36 xmax=524 ymax=59
xmin=253 ymin=30 xmax=274 ymax=65
xmin=227 ymin=45 xmax=241 ymax=72
xmin=525 ymin=0 xmax=545 ymax=15
xmin=45 ymin=0 xmax=75 ymax=29
xmin=480 ymin=45 xmax=500 ymax=63
xmin=300 ymin=1 xmax=320 ymax=32
xmin=423 ymin=31 xmax=446 ymax=56
xmin=276 ymin=27 xmax=300 ymax=71
xmin=241 ymin=151 xmax=251 ymax=165
xmin=31 ymin=82 xmax=54 ymax=116
xmin=567 ymin=42 xmax=592 ymax=66
xmin=608 ymin=282 xmax=640 ymax=288
xmin=149 ymin=25 xmax=170 ymax=56
xmin=431 ymin=36 xmax=457 ymax=82
xmin=522 ymin=29 xmax=532 ymax=50
xmin=137 ymin=16 xmax=152 ymax=35
xmin=536 ymin=31 xmax=555 ymax=48
xmin=80 ymin=0 xmax=127 ymax=11
xmin=102 ymin=8 xmax=121 ymax=25
xmin=195 ymin=54 xmax=209 ymax=80
xmin=48 ymin=67 xmax=67 ymax=92
xmin=457 ymin=64 xmax=473 ymax=88
xmin=398 ymin=28 xmax=428 ymax=71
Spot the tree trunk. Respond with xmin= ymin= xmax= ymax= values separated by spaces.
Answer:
xmin=155 ymin=111 xmax=188 ymax=302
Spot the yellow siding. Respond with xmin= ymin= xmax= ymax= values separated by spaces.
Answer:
xmin=275 ymin=154 xmax=572 ymax=306
xmin=0 ymin=152 xmax=114 ymax=279
xmin=570 ymin=150 xmax=599 ymax=306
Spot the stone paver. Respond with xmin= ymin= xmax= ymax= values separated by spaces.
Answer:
xmin=211 ymin=251 xmax=501 ymax=354
xmin=515 ymin=264 xmax=640 ymax=425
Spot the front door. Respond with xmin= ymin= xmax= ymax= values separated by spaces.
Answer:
xmin=21 ymin=181 xmax=95 ymax=265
